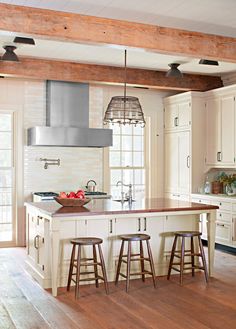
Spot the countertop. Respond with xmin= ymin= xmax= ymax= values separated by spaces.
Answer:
xmin=192 ymin=193 xmax=236 ymax=200
xmin=25 ymin=198 xmax=218 ymax=218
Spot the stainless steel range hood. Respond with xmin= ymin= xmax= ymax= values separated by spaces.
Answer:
xmin=27 ymin=81 xmax=112 ymax=147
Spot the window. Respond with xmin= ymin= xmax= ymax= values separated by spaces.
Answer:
xmin=0 ymin=113 xmax=14 ymax=242
xmin=108 ymin=123 xmax=147 ymax=200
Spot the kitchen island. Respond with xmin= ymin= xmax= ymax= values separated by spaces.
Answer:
xmin=25 ymin=198 xmax=218 ymax=296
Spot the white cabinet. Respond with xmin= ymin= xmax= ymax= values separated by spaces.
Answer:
xmin=26 ymin=212 xmax=50 ymax=284
xmin=206 ymin=97 xmax=221 ymax=165
xmin=165 ymin=130 xmax=190 ymax=196
xmin=206 ymin=94 xmax=235 ymax=167
xmin=179 ymin=131 xmax=190 ymax=194
xmin=191 ymin=194 xmax=236 ymax=248
xmin=164 ymin=92 xmax=206 ymax=200
xmin=164 ymin=100 xmax=191 ymax=131
xmin=165 ymin=132 xmax=179 ymax=194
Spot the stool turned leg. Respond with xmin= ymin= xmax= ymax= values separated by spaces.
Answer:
xmin=167 ymin=235 xmax=178 ymax=280
xmin=180 ymin=236 xmax=185 ymax=285
xmin=126 ymin=241 xmax=132 ymax=293
xmin=67 ymin=244 xmax=76 ymax=291
xmin=140 ymin=240 xmax=145 ymax=282
xmin=191 ymin=236 xmax=195 ymax=277
xmin=98 ymin=244 xmax=109 ymax=294
xmin=146 ymin=240 xmax=157 ymax=288
xmin=75 ymin=245 xmax=81 ymax=299
xmin=198 ymin=236 xmax=209 ymax=283
xmin=115 ymin=240 xmax=125 ymax=285
xmin=93 ymin=245 xmax=99 ymax=288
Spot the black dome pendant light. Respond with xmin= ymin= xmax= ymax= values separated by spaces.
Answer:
xmin=1 ymin=45 xmax=19 ymax=62
xmin=166 ymin=63 xmax=183 ymax=78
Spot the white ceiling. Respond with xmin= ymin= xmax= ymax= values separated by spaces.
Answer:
xmin=1 ymin=0 xmax=236 ymax=75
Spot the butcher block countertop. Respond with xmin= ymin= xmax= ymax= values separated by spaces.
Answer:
xmin=26 ymin=198 xmax=218 ymax=218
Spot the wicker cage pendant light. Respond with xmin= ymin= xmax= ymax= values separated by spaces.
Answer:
xmin=103 ymin=50 xmax=145 ymax=126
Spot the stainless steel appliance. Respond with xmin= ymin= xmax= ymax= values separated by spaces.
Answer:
xmin=27 ymin=81 xmax=112 ymax=147
xmin=33 ymin=192 xmax=59 ymax=202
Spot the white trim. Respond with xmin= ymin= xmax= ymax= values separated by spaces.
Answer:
xmin=0 ymin=106 xmax=24 ymax=247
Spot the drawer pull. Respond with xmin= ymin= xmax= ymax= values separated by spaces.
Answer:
xmin=216 ymin=223 xmax=225 ymax=227
xmin=144 ymin=217 xmax=147 ymax=231
xmin=187 ymin=156 xmax=190 ymax=168
xmin=109 ymin=220 xmax=113 ymax=234
xmin=138 ymin=218 xmax=141 ymax=232
xmin=34 ymin=235 xmax=40 ymax=249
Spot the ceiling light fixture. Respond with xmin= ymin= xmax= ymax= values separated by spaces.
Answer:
xmin=166 ymin=63 xmax=183 ymax=78
xmin=103 ymin=50 xmax=145 ymax=127
xmin=199 ymin=59 xmax=219 ymax=66
xmin=13 ymin=36 xmax=35 ymax=45
xmin=1 ymin=45 xmax=19 ymax=62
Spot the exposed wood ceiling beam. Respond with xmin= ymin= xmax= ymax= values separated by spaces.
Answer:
xmin=0 ymin=3 xmax=236 ymax=62
xmin=0 ymin=57 xmax=223 ymax=91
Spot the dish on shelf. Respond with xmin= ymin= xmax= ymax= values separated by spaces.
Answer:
xmin=54 ymin=197 xmax=91 ymax=207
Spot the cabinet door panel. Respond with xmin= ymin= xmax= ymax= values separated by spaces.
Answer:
xmin=164 ymin=103 xmax=178 ymax=129
xmin=114 ymin=217 xmax=139 ymax=273
xmin=164 ymin=132 xmax=179 ymax=193
xmin=144 ymin=217 xmax=164 ymax=265
xmin=178 ymin=101 xmax=190 ymax=129
xmin=27 ymin=214 xmax=37 ymax=262
xmin=163 ymin=215 xmax=198 ymax=264
xmin=206 ymin=98 xmax=221 ymax=165
xmin=178 ymin=131 xmax=190 ymax=194
xmin=221 ymin=95 xmax=235 ymax=165
xmin=215 ymin=221 xmax=231 ymax=245
xmin=87 ymin=219 xmax=109 ymax=264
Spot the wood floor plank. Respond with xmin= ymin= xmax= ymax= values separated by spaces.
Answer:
xmin=1 ymin=247 xmax=236 ymax=329
xmin=0 ymin=303 xmax=16 ymax=329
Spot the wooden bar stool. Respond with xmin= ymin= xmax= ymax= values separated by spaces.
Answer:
xmin=67 ymin=237 xmax=109 ymax=298
xmin=115 ymin=234 xmax=157 ymax=292
xmin=167 ymin=231 xmax=208 ymax=285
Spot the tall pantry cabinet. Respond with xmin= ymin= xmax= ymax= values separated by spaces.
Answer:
xmin=205 ymin=87 xmax=236 ymax=168
xmin=164 ymin=92 xmax=206 ymax=200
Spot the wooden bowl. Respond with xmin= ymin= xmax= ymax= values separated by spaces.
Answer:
xmin=54 ymin=197 xmax=91 ymax=207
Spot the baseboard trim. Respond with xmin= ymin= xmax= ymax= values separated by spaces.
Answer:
xmin=202 ymin=239 xmax=236 ymax=255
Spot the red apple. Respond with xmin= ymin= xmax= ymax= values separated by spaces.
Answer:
xmin=67 ymin=191 xmax=76 ymax=198
xmin=59 ymin=192 xmax=67 ymax=198
xmin=76 ymin=190 xmax=85 ymax=199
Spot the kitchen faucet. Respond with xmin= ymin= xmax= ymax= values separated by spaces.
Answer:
xmin=116 ymin=181 xmax=133 ymax=204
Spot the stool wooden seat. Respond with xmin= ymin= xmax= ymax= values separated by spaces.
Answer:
xmin=167 ymin=231 xmax=208 ymax=285
xmin=67 ymin=237 xmax=109 ymax=298
xmin=115 ymin=233 xmax=156 ymax=292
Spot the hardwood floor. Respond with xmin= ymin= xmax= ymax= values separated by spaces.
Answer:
xmin=1 ymin=248 xmax=236 ymax=329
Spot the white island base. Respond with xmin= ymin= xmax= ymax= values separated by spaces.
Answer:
xmin=25 ymin=199 xmax=217 ymax=296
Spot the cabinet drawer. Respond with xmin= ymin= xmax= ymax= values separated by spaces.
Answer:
xmin=191 ymin=198 xmax=211 ymax=205
xmin=211 ymin=200 xmax=231 ymax=212
xmin=215 ymin=221 xmax=231 ymax=245
xmin=217 ymin=211 xmax=232 ymax=223
xmin=232 ymin=203 xmax=236 ymax=213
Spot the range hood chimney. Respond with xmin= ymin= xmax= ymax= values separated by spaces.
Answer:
xmin=27 ymin=81 xmax=112 ymax=147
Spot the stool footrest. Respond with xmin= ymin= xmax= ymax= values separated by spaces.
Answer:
xmin=119 ymin=270 xmax=153 ymax=279
xmin=174 ymin=253 xmax=201 ymax=258
xmin=122 ymin=257 xmax=150 ymax=263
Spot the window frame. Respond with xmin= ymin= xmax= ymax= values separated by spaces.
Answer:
xmin=103 ymin=117 xmax=150 ymax=199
